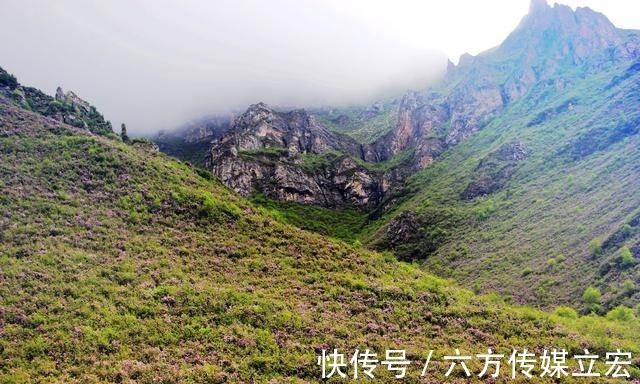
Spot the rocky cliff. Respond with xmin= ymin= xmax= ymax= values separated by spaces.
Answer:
xmin=206 ymin=103 xmax=394 ymax=209
xmin=366 ymin=0 xmax=640 ymax=169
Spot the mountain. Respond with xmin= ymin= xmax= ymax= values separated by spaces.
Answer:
xmin=366 ymin=1 xmax=640 ymax=310
xmin=189 ymin=0 xmax=640 ymax=312
xmin=197 ymin=2 xmax=640 ymax=211
xmin=3 ymin=69 xmax=639 ymax=382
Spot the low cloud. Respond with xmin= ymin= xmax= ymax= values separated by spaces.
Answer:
xmin=2 ymin=0 xmax=448 ymax=134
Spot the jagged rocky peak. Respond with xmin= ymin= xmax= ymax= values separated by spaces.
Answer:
xmin=501 ymin=0 xmax=640 ymax=65
xmin=234 ymin=102 xmax=274 ymax=129
xmin=0 ymin=67 xmax=112 ymax=135
xmin=376 ymin=0 xmax=640 ymax=173
xmin=221 ymin=102 xmax=362 ymax=157
xmin=529 ymin=0 xmax=548 ymax=14
xmin=55 ymin=86 xmax=92 ymax=113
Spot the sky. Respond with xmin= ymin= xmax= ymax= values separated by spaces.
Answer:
xmin=1 ymin=0 xmax=639 ymax=135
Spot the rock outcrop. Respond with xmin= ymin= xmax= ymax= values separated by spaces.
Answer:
xmin=206 ymin=103 xmax=392 ymax=209
xmin=0 ymin=67 xmax=112 ymax=135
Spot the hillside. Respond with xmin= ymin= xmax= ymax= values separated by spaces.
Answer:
xmin=366 ymin=3 xmax=640 ymax=311
xmin=1 ymin=75 xmax=640 ymax=382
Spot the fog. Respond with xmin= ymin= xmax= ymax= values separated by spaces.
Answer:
xmin=1 ymin=0 xmax=638 ymax=134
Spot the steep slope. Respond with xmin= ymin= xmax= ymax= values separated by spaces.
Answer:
xmin=362 ymin=0 xmax=639 ymax=170
xmin=1 ymin=77 xmax=639 ymax=382
xmin=368 ymin=2 xmax=640 ymax=310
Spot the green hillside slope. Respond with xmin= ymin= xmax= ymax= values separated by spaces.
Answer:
xmin=1 ymin=100 xmax=639 ymax=382
xmin=368 ymin=60 xmax=640 ymax=311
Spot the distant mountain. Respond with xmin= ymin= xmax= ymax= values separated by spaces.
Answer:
xmin=153 ymin=114 xmax=234 ymax=167
xmin=367 ymin=1 xmax=640 ymax=310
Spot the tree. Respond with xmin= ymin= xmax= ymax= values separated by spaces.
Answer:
xmin=0 ymin=68 xmax=18 ymax=89
xmin=588 ymin=239 xmax=602 ymax=255
xmin=606 ymin=306 xmax=636 ymax=322
xmin=582 ymin=286 xmax=601 ymax=313
xmin=120 ymin=123 xmax=130 ymax=143
xmin=620 ymin=246 xmax=635 ymax=268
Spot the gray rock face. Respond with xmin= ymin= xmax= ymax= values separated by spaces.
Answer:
xmin=55 ymin=87 xmax=90 ymax=113
xmin=365 ymin=92 xmax=448 ymax=169
xmin=206 ymin=103 xmax=387 ymax=209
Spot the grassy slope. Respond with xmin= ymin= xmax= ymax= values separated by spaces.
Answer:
xmin=366 ymin=62 xmax=640 ymax=310
xmin=1 ymin=102 xmax=639 ymax=383
xmin=0 ymin=105 xmax=640 ymax=383
xmin=249 ymin=194 xmax=368 ymax=243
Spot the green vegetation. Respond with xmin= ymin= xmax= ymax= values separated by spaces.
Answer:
xmin=120 ymin=123 xmax=130 ymax=143
xmin=0 ymin=67 xmax=18 ymax=89
xmin=2 ymin=103 xmax=639 ymax=382
xmin=238 ymin=147 xmax=288 ymax=165
xmin=364 ymin=62 xmax=640 ymax=309
xmin=589 ymin=239 xmax=603 ymax=255
xmin=582 ymin=287 xmax=603 ymax=314
xmin=620 ymin=246 xmax=635 ymax=268
xmin=298 ymin=151 xmax=342 ymax=173
xmin=314 ymin=101 xmax=399 ymax=144
xmin=354 ymin=149 xmax=415 ymax=172
xmin=606 ymin=305 xmax=636 ymax=322
xmin=250 ymin=193 xmax=368 ymax=242
xmin=239 ymin=147 xmax=289 ymax=158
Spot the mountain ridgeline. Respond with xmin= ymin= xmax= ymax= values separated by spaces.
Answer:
xmin=157 ymin=1 xmax=640 ymax=310
xmin=166 ymin=0 xmax=640 ymax=207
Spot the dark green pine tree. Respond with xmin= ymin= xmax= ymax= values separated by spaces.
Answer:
xmin=120 ymin=123 xmax=130 ymax=143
